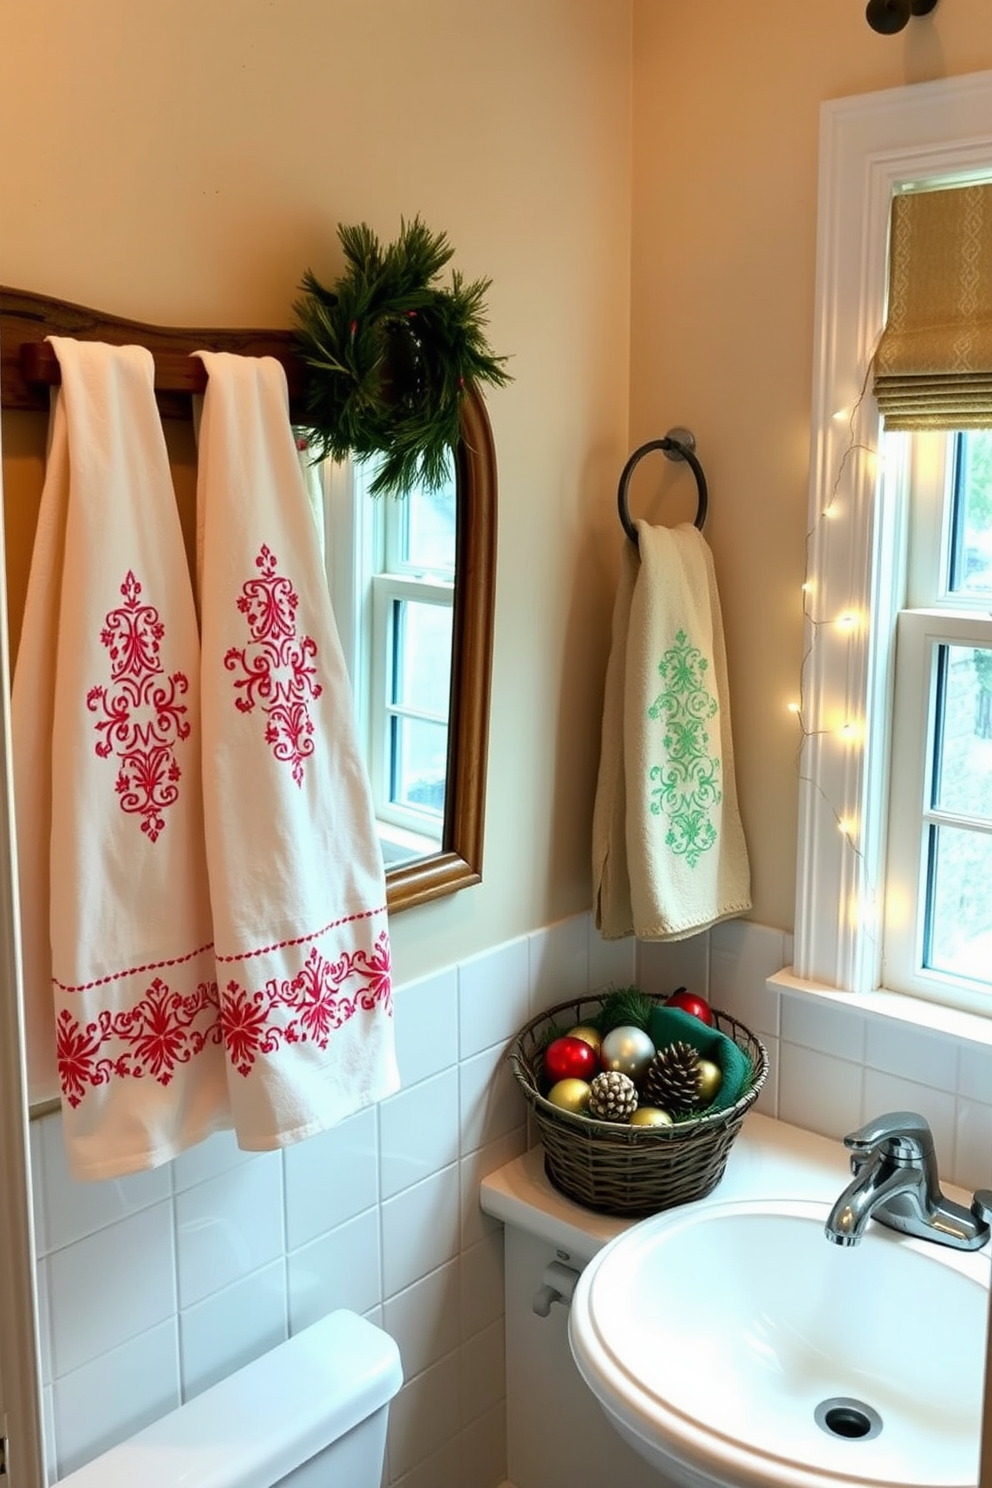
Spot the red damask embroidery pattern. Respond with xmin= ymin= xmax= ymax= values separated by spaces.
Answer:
xmin=221 ymin=930 xmax=392 ymax=1077
xmin=225 ymin=544 xmax=322 ymax=786
xmin=87 ymin=570 xmax=191 ymax=843
xmin=56 ymin=978 xmax=221 ymax=1108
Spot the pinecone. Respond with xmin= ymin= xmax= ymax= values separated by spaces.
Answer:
xmin=642 ymin=1042 xmax=703 ymax=1115
xmin=588 ymin=1070 xmax=638 ymax=1122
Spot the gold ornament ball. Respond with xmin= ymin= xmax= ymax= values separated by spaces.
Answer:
xmin=696 ymin=1058 xmax=723 ymax=1104
xmin=546 ymin=1078 xmax=592 ymax=1114
xmin=629 ymin=1106 xmax=673 ymax=1128
xmin=567 ymin=1024 xmax=602 ymax=1055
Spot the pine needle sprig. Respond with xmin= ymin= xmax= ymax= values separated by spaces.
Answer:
xmin=596 ymin=985 xmax=656 ymax=1034
xmin=293 ymin=217 xmax=510 ymax=495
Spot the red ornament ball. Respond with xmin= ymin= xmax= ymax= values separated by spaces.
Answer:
xmin=543 ymin=1034 xmax=599 ymax=1087
xmin=665 ymin=988 xmax=714 ymax=1025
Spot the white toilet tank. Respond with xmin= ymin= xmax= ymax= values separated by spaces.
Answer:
xmin=53 ymin=1310 xmax=403 ymax=1488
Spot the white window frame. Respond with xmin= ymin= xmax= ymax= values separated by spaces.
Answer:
xmin=796 ymin=67 xmax=992 ymax=1005
xmin=885 ymin=604 xmax=992 ymax=1012
xmin=320 ymin=455 xmax=374 ymax=738
xmin=320 ymin=456 xmax=454 ymax=857
xmin=369 ymin=569 xmax=453 ymax=839
xmin=0 ymin=412 xmax=46 ymax=1483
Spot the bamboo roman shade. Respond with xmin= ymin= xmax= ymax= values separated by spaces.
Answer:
xmin=873 ymin=181 xmax=992 ymax=429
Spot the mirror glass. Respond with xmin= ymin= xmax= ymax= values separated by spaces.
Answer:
xmin=327 ymin=383 xmax=496 ymax=912
xmin=318 ymin=445 xmax=458 ymax=868
xmin=384 ymin=383 xmax=496 ymax=910
xmin=0 ymin=288 xmax=497 ymax=934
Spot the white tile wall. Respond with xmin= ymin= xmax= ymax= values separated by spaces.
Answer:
xmin=31 ymin=912 xmax=614 ymax=1486
xmin=174 ymin=1151 xmax=284 ymax=1309
xmin=52 ymin=1319 xmax=180 ymax=1473
xmin=179 ymin=1260 xmax=286 ymax=1397
xmin=640 ymin=915 xmax=992 ymax=1194
xmin=283 ymin=1105 xmax=378 ymax=1248
xmin=33 ymin=908 xmax=992 ymax=1485
xmin=382 ymin=1258 xmax=461 ymax=1380
xmin=48 ymin=1202 xmax=175 ymax=1376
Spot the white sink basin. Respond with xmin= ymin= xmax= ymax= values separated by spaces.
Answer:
xmin=568 ymin=1196 xmax=990 ymax=1488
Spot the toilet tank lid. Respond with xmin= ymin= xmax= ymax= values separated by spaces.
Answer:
xmin=53 ymin=1310 xmax=403 ymax=1488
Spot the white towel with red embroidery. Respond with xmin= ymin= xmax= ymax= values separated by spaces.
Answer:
xmin=194 ymin=351 xmax=398 ymax=1149
xmin=11 ymin=339 xmax=231 ymax=1179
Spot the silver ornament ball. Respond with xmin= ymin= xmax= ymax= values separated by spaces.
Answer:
xmin=600 ymin=1024 xmax=656 ymax=1083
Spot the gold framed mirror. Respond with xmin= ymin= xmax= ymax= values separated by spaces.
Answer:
xmin=0 ymin=287 xmax=496 ymax=920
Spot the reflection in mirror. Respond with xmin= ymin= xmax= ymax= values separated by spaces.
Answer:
xmin=380 ymin=384 xmax=497 ymax=911
xmin=367 ymin=459 xmax=457 ymax=864
xmin=316 ymin=381 xmax=497 ymax=902
xmin=321 ymin=447 xmax=457 ymax=867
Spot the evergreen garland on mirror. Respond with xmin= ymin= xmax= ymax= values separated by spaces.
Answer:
xmin=293 ymin=217 xmax=510 ymax=496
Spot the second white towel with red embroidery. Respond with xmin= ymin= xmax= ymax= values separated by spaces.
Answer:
xmin=194 ymin=351 xmax=399 ymax=1149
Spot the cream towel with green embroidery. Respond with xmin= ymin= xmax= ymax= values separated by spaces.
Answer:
xmin=592 ymin=521 xmax=751 ymax=940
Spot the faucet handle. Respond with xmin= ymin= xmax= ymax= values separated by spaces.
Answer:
xmin=843 ymin=1110 xmax=935 ymax=1162
xmin=972 ymin=1190 xmax=992 ymax=1227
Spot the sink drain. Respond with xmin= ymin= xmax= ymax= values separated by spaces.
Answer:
xmin=814 ymin=1397 xmax=883 ymax=1441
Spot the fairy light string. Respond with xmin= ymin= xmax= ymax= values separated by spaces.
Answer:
xmin=792 ymin=350 xmax=884 ymax=952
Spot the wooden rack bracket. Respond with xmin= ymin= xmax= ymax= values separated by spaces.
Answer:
xmin=1 ymin=286 xmax=310 ymax=421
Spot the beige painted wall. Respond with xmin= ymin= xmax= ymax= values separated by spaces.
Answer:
xmin=8 ymin=2 xmax=990 ymax=982
xmin=630 ymin=0 xmax=992 ymax=933
xmin=0 ymin=0 xmax=634 ymax=985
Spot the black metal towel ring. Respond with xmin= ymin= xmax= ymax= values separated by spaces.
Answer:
xmin=617 ymin=428 xmax=708 ymax=545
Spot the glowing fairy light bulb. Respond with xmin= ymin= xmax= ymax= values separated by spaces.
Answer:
xmin=858 ymin=895 xmax=879 ymax=935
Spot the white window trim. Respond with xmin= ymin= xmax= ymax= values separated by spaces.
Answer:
xmin=885 ymin=607 xmax=992 ymax=1012
xmin=321 ymin=458 xmax=453 ymax=857
xmin=796 ymin=67 xmax=992 ymax=1006
xmin=0 ymin=416 xmax=46 ymax=1481
xmin=320 ymin=456 xmax=374 ymax=729
xmin=369 ymin=570 xmax=453 ymax=838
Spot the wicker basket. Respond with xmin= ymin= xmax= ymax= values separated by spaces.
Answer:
xmin=508 ymin=993 xmax=768 ymax=1217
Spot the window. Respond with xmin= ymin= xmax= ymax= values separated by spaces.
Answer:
xmin=320 ymin=450 xmax=456 ymax=865
xmin=794 ymin=69 xmax=992 ymax=1014
xmin=367 ymin=461 xmax=456 ymax=854
xmin=885 ymin=431 xmax=992 ymax=1014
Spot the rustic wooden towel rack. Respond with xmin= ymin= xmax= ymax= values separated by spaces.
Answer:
xmin=0 ymin=286 xmax=309 ymax=420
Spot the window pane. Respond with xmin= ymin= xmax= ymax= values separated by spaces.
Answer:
xmin=931 ymin=643 xmax=992 ymax=819
xmin=948 ymin=431 xmax=992 ymax=595
xmin=356 ymin=453 xmax=457 ymax=575
xmin=924 ymin=822 xmax=992 ymax=987
xmin=403 ymin=479 xmax=456 ymax=573
xmin=389 ymin=716 xmax=448 ymax=817
xmin=391 ymin=600 xmax=453 ymax=716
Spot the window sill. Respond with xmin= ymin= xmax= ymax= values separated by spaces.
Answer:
xmin=768 ymin=968 xmax=992 ymax=1052
xmin=378 ymin=821 xmax=441 ymax=866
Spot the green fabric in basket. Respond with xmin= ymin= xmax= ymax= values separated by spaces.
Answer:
xmin=645 ymin=1006 xmax=752 ymax=1115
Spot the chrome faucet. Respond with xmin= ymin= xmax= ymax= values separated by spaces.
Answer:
xmin=824 ymin=1110 xmax=992 ymax=1250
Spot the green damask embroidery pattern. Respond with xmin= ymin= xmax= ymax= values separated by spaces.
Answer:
xmin=647 ymin=628 xmax=722 ymax=867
